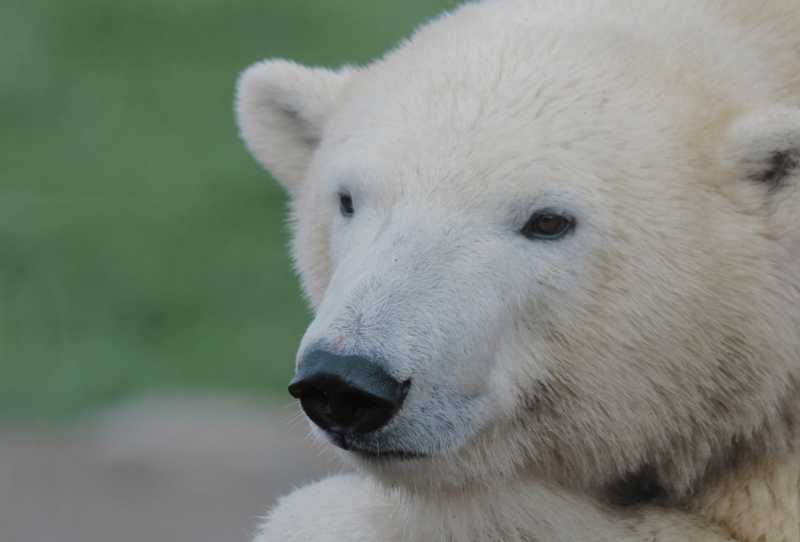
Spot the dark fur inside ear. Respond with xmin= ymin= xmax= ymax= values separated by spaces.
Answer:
xmin=748 ymin=149 xmax=800 ymax=191
xmin=273 ymin=101 xmax=322 ymax=148
xmin=728 ymin=106 xmax=800 ymax=193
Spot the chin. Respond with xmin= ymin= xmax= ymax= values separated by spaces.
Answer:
xmin=337 ymin=436 xmax=504 ymax=494
xmin=309 ymin=426 xmax=451 ymax=487
xmin=355 ymin=451 xmax=447 ymax=488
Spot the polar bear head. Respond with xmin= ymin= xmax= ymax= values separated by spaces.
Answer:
xmin=236 ymin=3 xmax=800 ymax=499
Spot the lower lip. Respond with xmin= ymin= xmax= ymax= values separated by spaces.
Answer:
xmin=330 ymin=434 xmax=427 ymax=461
xmin=350 ymin=448 xmax=427 ymax=461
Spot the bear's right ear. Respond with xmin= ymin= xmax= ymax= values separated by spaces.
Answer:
xmin=236 ymin=60 xmax=353 ymax=192
xmin=726 ymin=105 xmax=800 ymax=192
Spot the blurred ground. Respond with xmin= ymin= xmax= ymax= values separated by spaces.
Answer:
xmin=0 ymin=396 xmax=340 ymax=542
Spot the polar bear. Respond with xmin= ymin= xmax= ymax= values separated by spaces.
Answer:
xmin=236 ymin=1 xmax=800 ymax=540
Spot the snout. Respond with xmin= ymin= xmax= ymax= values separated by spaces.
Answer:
xmin=289 ymin=349 xmax=410 ymax=435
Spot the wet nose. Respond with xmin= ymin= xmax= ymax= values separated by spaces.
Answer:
xmin=288 ymin=349 xmax=409 ymax=434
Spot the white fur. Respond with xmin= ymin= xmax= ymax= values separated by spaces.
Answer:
xmin=257 ymin=474 xmax=735 ymax=542
xmin=237 ymin=1 xmax=800 ymax=540
xmin=237 ymin=60 xmax=353 ymax=191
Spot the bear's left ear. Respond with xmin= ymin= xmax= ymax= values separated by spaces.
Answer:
xmin=726 ymin=106 xmax=800 ymax=192
xmin=236 ymin=60 xmax=354 ymax=192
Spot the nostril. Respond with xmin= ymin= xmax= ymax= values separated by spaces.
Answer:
xmin=347 ymin=393 xmax=397 ymax=434
xmin=287 ymin=379 xmax=306 ymax=400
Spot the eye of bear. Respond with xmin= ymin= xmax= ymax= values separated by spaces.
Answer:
xmin=339 ymin=193 xmax=355 ymax=217
xmin=521 ymin=211 xmax=575 ymax=240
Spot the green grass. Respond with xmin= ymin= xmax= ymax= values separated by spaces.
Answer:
xmin=0 ymin=0 xmax=457 ymax=420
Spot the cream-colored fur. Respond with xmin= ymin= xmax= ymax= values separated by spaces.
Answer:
xmin=237 ymin=1 xmax=800 ymax=540
xmin=258 ymin=474 xmax=736 ymax=542
xmin=698 ymin=457 xmax=800 ymax=541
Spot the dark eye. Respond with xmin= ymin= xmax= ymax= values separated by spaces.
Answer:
xmin=339 ymin=193 xmax=354 ymax=217
xmin=521 ymin=211 xmax=575 ymax=240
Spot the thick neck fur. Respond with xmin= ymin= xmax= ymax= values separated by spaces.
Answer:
xmin=382 ymin=478 xmax=627 ymax=542
xmin=378 ymin=473 xmax=737 ymax=542
xmin=375 ymin=456 xmax=800 ymax=542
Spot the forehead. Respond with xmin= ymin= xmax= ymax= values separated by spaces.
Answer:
xmin=316 ymin=15 xmax=704 ymax=205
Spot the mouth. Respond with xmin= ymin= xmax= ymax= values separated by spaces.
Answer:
xmin=328 ymin=432 xmax=428 ymax=462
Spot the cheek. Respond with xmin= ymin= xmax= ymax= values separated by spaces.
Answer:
xmin=479 ymin=243 xmax=596 ymax=415
xmin=484 ymin=317 xmax=553 ymax=418
xmin=292 ymin=189 xmax=334 ymax=308
xmin=328 ymin=213 xmax=376 ymax=266
xmin=328 ymin=221 xmax=348 ymax=265
xmin=485 ymin=350 xmax=527 ymax=416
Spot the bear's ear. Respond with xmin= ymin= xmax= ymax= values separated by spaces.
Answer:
xmin=726 ymin=106 xmax=800 ymax=192
xmin=236 ymin=60 xmax=353 ymax=192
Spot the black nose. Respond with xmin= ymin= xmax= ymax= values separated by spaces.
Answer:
xmin=288 ymin=349 xmax=409 ymax=434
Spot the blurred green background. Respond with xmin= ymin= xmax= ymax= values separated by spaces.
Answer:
xmin=0 ymin=0 xmax=458 ymax=421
